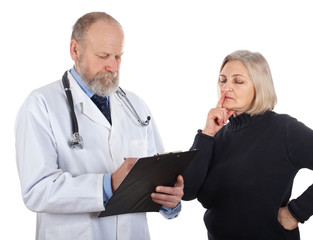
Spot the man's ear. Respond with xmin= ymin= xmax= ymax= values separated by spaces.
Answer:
xmin=70 ymin=39 xmax=81 ymax=62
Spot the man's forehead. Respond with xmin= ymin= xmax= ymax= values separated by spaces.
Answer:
xmin=83 ymin=21 xmax=124 ymax=51
xmin=86 ymin=20 xmax=123 ymax=37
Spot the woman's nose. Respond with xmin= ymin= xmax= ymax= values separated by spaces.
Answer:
xmin=222 ymin=83 xmax=233 ymax=93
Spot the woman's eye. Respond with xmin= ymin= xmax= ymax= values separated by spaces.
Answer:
xmin=235 ymin=81 xmax=244 ymax=84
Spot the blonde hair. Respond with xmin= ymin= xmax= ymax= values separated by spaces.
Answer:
xmin=219 ymin=50 xmax=277 ymax=116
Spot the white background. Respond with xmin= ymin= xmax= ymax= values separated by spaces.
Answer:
xmin=1 ymin=0 xmax=313 ymax=239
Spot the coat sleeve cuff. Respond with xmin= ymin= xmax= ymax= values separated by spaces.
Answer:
xmin=189 ymin=130 xmax=214 ymax=150
xmin=197 ymin=129 xmax=215 ymax=139
xmin=288 ymin=200 xmax=305 ymax=223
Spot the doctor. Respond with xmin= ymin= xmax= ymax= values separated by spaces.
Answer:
xmin=15 ymin=12 xmax=183 ymax=240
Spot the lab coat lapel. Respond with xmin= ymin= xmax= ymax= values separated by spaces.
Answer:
xmin=110 ymin=92 xmax=127 ymax=127
xmin=68 ymin=74 xmax=111 ymax=129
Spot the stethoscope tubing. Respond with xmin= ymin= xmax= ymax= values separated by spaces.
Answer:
xmin=62 ymin=71 xmax=79 ymax=135
xmin=115 ymin=88 xmax=151 ymax=126
xmin=62 ymin=70 xmax=150 ymax=149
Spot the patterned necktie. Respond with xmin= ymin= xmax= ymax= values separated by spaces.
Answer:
xmin=91 ymin=94 xmax=112 ymax=124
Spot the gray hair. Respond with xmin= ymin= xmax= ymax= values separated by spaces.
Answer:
xmin=71 ymin=12 xmax=123 ymax=46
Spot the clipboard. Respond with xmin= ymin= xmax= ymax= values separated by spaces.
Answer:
xmin=98 ymin=149 xmax=199 ymax=217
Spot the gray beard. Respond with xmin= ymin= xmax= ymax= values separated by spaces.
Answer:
xmin=84 ymin=71 xmax=119 ymax=97
xmin=77 ymin=65 xmax=120 ymax=97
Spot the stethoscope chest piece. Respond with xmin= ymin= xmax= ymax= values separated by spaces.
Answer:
xmin=68 ymin=132 xmax=84 ymax=149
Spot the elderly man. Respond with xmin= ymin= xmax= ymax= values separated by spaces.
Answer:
xmin=15 ymin=12 xmax=183 ymax=240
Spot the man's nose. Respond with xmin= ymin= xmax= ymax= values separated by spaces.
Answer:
xmin=105 ymin=58 xmax=118 ymax=73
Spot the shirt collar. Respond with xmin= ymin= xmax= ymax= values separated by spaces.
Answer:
xmin=70 ymin=67 xmax=110 ymax=103
xmin=70 ymin=67 xmax=95 ymax=98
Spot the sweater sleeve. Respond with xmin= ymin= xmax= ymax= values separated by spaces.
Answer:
xmin=286 ymin=118 xmax=313 ymax=223
xmin=182 ymin=130 xmax=214 ymax=201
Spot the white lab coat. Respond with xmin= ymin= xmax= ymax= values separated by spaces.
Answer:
xmin=15 ymin=72 xmax=165 ymax=240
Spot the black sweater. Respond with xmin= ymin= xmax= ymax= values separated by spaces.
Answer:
xmin=183 ymin=111 xmax=313 ymax=240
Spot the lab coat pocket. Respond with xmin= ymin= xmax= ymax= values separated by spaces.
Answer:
xmin=46 ymin=222 xmax=91 ymax=240
xmin=128 ymin=140 xmax=148 ymax=158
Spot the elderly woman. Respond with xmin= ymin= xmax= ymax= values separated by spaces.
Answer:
xmin=183 ymin=50 xmax=313 ymax=240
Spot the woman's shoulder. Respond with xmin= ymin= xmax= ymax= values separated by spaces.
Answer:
xmin=267 ymin=111 xmax=297 ymax=124
xmin=267 ymin=111 xmax=310 ymax=135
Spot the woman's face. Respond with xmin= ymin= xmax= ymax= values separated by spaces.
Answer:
xmin=219 ymin=60 xmax=255 ymax=115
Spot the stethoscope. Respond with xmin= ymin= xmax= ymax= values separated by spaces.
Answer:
xmin=62 ymin=71 xmax=151 ymax=149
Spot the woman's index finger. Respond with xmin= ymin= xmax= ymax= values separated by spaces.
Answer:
xmin=216 ymin=92 xmax=226 ymax=108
